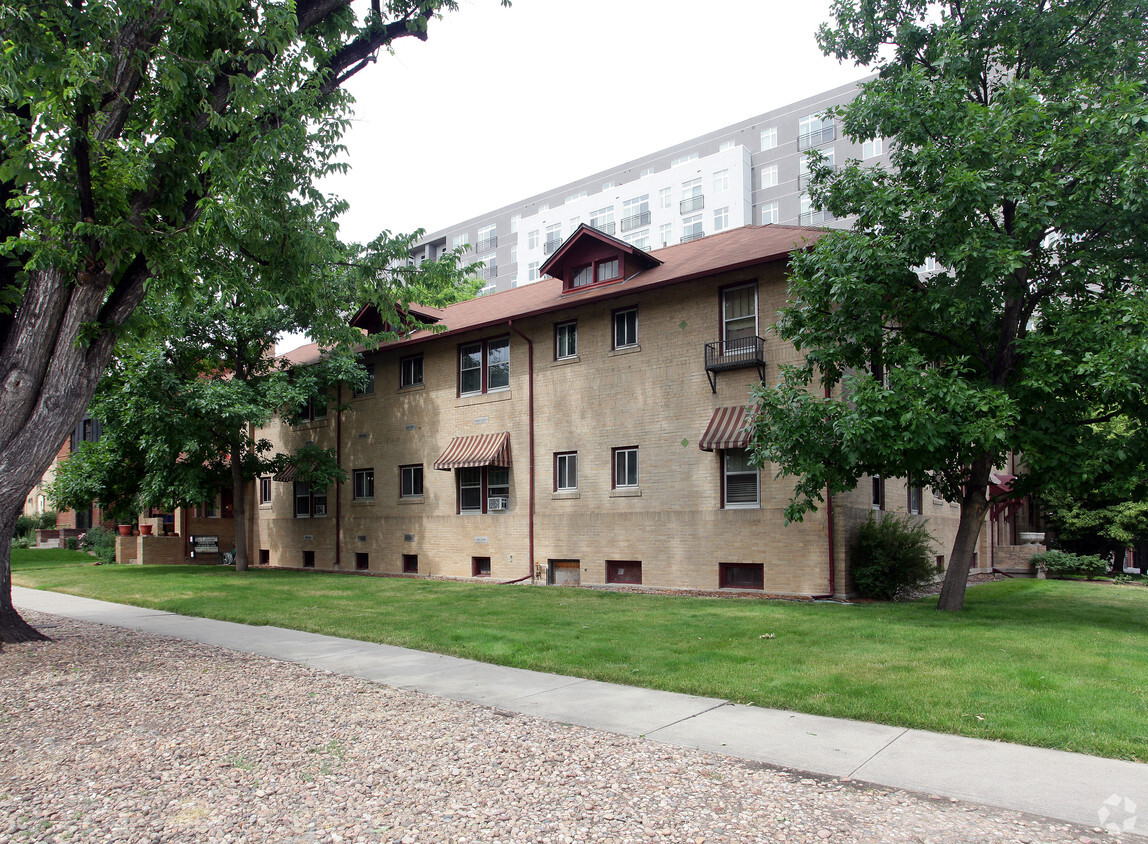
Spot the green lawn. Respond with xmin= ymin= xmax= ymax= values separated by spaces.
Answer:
xmin=12 ymin=549 xmax=1148 ymax=761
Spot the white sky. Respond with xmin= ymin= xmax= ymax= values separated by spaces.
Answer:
xmin=324 ymin=0 xmax=866 ymax=243
xmin=282 ymin=0 xmax=866 ymax=352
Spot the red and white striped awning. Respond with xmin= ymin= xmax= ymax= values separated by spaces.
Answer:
xmin=434 ymin=432 xmax=511 ymax=470
xmin=272 ymin=464 xmax=298 ymax=483
xmin=698 ymin=406 xmax=751 ymax=452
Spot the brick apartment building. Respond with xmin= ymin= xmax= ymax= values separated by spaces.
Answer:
xmin=245 ymin=224 xmax=1034 ymax=596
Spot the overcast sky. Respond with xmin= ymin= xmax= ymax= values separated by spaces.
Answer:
xmin=322 ymin=0 xmax=867 ymax=243
xmin=282 ymin=0 xmax=866 ymax=352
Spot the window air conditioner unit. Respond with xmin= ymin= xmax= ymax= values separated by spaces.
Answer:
xmin=487 ymin=496 xmax=508 ymax=511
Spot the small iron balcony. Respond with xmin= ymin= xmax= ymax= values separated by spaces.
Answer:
xmin=704 ymin=336 xmax=766 ymax=392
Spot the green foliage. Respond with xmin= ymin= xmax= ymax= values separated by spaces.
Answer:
xmin=80 ymin=526 xmax=117 ymax=565
xmin=64 ymin=537 xmax=79 ymax=551
xmin=12 ymin=515 xmax=37 ymax=540
xmin=851 ymin=514 xmax=937 ymax=600
xmin=36 ymin=511 xmax=56 ymax=530
xmin=749 ymin=0 xmax=1148 ymax=610
xmin=1031 ymin=550 xmax=1108 ymax=580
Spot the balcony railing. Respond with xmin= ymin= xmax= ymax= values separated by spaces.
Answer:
xmin=704 ymin=336 xmax=766 ymax=392
xmin=590 ymin=220 xmax=616 ymax=235
xmin=680 ymin=230 xmax=705 ymax=243
xmin=620 ymin=211 xmax=651 ymax=232
xmin=543 ymin=238 xmax=562 ymax=255
xmin=799 ymin=209 xmax=833 ymax=226
xmin=798 ymin=164 xmax=837 ymax=190
xmin=476 ymin=235 xmax=498 ymax=251
xmin=679 ymin=195 xmax=704 ymax=214
xmin=797 ymin=124 xmax=836 ymax=150
xmin=482 ymin=262 xmax=498 ymax=281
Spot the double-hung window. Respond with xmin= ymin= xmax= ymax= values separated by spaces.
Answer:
xmin=571 ymin=258 xmax=620 ymax=289
xmin=555 ymin=452 xmax=578 ymax=491
xmin=400 ymin=464 xmax=424 ymax=498
xmin=353 ymin=363 xmax=375 ymax=396
xmin=459 ymin=337 xmax=510 ymax=395
xmin=353 ymin=469 xmax=374 ymax=501
xmin=908 ymin=479 xmax=923 ymax=514
xmin=723 ymin=449 xmax=759 ymax=508
xmin=457 ymin=467 xmax=509 ymax=514
xmin=613 ymin=447 xmax=638 ymax=489
xmin=722 ymin=284 xmax=758 ymax=354
xmin=293 ymin=482 xmax=328 ymax=518
xmin=400 ymin=354 xmax=423 ymax=388
xmin=458 ymin=467 xmax=483 ymax=513
xmin=613 ymin=308 xmax=638 ymax=350
xmin=259 ymin=477 xmax=272 ymax=505
xmin=555 ymin=321 xmax=577 ymax=359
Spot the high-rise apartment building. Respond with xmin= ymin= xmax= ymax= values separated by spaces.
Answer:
xmin=409 ymin=77 xmax=887 ymax=293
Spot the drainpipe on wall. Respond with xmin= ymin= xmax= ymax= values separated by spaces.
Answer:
xmin=506 ymin=319 xmax=535 ymax=583
xmin=814 ymin=384 xmax=837 ymax=599
xmin=335 ymin=382 xmax=342 ymax=570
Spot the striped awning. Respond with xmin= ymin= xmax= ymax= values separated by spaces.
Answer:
xmin=698 ymin=406 xmax=751 ymax=452
xmin=434 ymin=432 xmax=511 ymax=471
xmin=272 ymin=464 xmax=298 ymax=483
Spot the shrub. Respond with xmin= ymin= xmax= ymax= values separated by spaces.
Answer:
xmin=65 ymin=537 xmax=79 ymax=551
xmin=81 ymin=526 xmax=118 ymax=564
xmin=1031 ymin=550 xmax=1108 ymax=580
xmin=851 ymin=514 xmax=937 ymax=600
xmin=36 ymin=510 xmax=58 ymax=530
xmin=12 ymin=514 xmax=37 ymax=539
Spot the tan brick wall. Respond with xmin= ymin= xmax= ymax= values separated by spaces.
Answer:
xmin=250 ymin=259 xmax=1004 ymax=597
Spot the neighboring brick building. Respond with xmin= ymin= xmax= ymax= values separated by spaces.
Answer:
xmin=246 ymin=224 xmax=1038 ymax=596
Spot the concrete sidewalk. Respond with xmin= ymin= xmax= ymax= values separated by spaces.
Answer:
xmin=14 ymin=586 xmax=1148 ymax=838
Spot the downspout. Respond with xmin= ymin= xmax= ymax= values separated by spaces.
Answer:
xmin=335 ymin=383 xmax=342 ymax=569
xmin=506 ymin=319 xmax=535 ymax=583
xmin=814 ymin=384 xmax=837 ymax=599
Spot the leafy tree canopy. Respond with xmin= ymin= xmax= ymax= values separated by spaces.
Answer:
xmin=750 ymin=0 xmax=1148 ymax=610
xmin=0 ymin=0 xmax=504 ymax=642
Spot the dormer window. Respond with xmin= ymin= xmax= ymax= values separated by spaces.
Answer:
xmin=540 ymin=224 xmax=663 ymax=294
xmin=571 ymin=258 xmax=620 ymax=289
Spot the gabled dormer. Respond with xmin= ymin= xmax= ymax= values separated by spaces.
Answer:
xmin=350 ymin=301 xmax=445 ymax=337
xmin=540 ymin=224 xmax=662 ymax=294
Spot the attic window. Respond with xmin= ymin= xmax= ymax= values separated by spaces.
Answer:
xmin=571 ymin=258 xmax=621 ymax=289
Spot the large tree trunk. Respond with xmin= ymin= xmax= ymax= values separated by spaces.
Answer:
xmin=0 ymin=264 xmax=148 ymax=642
xmin=0 ymin=527 xmax=49 ymax=647
xmin=230 ymin=434 xmax=248 ymax=572
xmin=936 ymin=456 xmax=994 ymax=611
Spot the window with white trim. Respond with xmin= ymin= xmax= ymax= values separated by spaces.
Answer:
xmin=659 ymin=187 xmax=672 ymax=209
xmin=682 ymin=213 xmax=703 ymax=240
xmin=760 ymin=127 xmax=778 ymax=150
xmin=862 ymin=137 xmax=884 ymax=159
xmin=476 ymin=223 xmax=496 ymax=251
xmin=259 ymin=477 xmax=271 ymax=505
xmin=712 ymin=169 xmax=729 ymax=192
xmin=555 ymin=321 xmax=577 ymax=359
xmin=400 ymin=354 xmax=423 ymax=388
xmin=293 ymin=482 xmax=328 ymax=518
xmin=528 ymin=261 xmax=540 ymax=282
xmin=613 ymin=307 xmax=638 ymax=349
xmin=723 ymin=449 xmax=759 ymax=508
xmin=353 ymin=468 xmax=374 ymax=500
xmin=555 ymin=452 xmax=577 ymax=491
xmin=590 ymin=207 xmax=614 ymax=234
xmin=451 ymin=233 xmax=469 ymax=249
xmin=528 ymin=230 xmax=540 ymax=249
xmin=713 ymin=207 xmax=729 ymax=232
xmin=659 ymin=223 xmax=672 ymax=247
xmin=761 ymin=202 xmax=779 ymax=225
xmin=760 ymin=165 xmax=778 ymax=189
xmin=613 ymin=447 xmax=638 ymax=488
xmin=510 ymin=214 xmax=520 ymax=233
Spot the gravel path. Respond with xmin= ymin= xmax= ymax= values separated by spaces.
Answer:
xmin=0 ymin=611 xmax=1125 ymax=844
